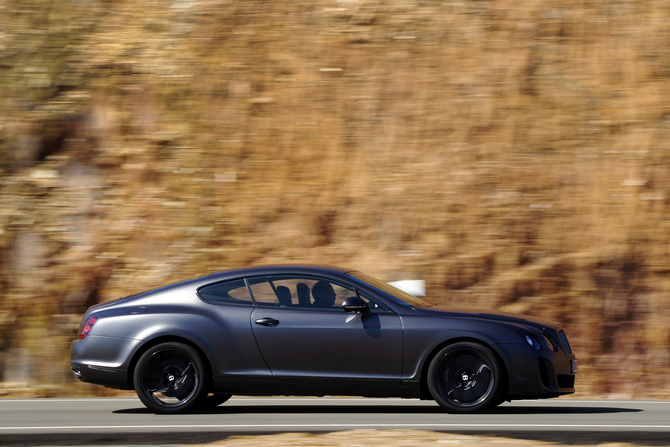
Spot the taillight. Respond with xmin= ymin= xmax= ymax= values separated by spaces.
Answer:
xmin=78 ymin=315 xmax=98 ymax=339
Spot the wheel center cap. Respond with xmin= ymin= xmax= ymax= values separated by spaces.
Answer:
xmin=167 ymin=374 xmax=175 ymax=382
xmin=461 ymin=372 xmax=470 ymax=382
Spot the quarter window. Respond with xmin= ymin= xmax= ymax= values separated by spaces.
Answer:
xmin=198 ymin=279 xmax=253 ymax=306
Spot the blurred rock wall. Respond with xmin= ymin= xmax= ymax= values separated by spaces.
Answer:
xmin=1 ymin=0 xmax=670 ymax=398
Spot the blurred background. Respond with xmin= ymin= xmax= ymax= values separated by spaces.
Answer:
xmin=1 ymin=0 xmax=669 ymax=399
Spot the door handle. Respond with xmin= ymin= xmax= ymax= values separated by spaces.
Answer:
xmin=255 ymin=317 xmax=279 ymax=326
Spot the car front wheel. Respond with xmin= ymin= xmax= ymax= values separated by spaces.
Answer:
xmin=427 ymin=342 xmax=503 ymax=413
xmin=134 ymin=342 xmax=207 ymax=413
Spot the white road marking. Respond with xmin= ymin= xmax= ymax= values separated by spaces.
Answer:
xmin=0 ymin=398 xmax=141 ymax=403
xmin=2 ymin=398 xmax=669 ymax=404
xmin=1 ymin=424 xmax=669 ymax=431
xmin=509 ymin=400 xmax=670 ymax=405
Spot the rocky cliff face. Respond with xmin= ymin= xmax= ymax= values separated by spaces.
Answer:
xmin=1 ymin=0 xmax=670 ymax=398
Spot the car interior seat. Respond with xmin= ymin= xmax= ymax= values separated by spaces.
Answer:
xmin=297 ymin=283 xmax=311 ymax=307
xmin=276 ymin=285 xmax=292 ymax=307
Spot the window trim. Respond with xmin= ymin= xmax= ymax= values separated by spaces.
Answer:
xmin=244 ymin=274 xmax=394 ymax=314
xmin=196 ymin=278 xmax=254 ymax=307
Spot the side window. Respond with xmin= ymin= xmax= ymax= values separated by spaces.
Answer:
xmin=246 ymin=276 xmax=393 ymax=314
xmin=247 ymin=276 xmax=357 ymax=311
xmin=198 ymin=279 xmax=252 ymax=306
xmin=357 ymin=290 xmax=393 ymax=314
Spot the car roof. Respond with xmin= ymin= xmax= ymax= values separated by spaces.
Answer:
xmin=204 ymin=264 xmax=356 ymax=282
xmin=116 ymin=265 xmax=358 ymax=302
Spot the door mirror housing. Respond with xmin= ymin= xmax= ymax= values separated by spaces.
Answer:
xmin=342 ymin=296 xmax=372 ymax=319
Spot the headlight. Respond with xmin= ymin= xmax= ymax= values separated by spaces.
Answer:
xmin=526 ymin=334 xmax=541 ymax=350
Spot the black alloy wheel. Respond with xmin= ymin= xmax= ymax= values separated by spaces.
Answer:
xmin=427 ymin=342 xmax=503 ymax=413
xmin=134 ymin=342 xmax=207 ymax=413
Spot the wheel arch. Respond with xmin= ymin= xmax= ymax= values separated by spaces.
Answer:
xmin=126 ymin=335 xmax=215 ymax=391
xmin=418 ymin=337 xmax=509 ymax=401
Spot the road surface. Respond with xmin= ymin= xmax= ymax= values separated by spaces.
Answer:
xmin=1 ymin=397 xmax=668 ymax=445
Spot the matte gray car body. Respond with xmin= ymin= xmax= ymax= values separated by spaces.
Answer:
xmin=70 ymin=265 xmax=577 ymax=413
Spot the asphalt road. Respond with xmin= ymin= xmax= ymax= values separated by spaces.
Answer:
xmin=1 ymin=397 xmax=669 ymax=446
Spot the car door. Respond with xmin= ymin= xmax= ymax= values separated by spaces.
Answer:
xmin=248 ymin=275 xmax=403 ymax=386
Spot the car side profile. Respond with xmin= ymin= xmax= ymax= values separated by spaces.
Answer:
xmin=70 ymin=265 xmax=577 ymax=413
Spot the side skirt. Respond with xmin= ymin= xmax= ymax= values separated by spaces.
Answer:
xmin=212 ymin=375 xmax=421 ymax=398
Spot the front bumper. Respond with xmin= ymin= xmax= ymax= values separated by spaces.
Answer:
xmin=497 ymin=343 xmax=577 ymax=399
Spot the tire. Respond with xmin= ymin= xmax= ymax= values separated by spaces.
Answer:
xmin=200 ymin=393 xmax=232 ymax=408
xmin=134 ymin=342 xmax=208 ymax=413
xmin=427 ymin=342 xmax=503 ymax=414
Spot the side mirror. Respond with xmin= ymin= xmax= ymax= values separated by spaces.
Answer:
xmin=342 ymin=296 xmax=372 ymax=319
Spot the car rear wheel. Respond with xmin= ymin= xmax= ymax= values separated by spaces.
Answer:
xmin=427 ymin=342 xmax=503 ymax=414
xmin=134 ymin=342 xmax=207 ymax=413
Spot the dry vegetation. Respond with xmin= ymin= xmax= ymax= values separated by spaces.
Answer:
xmin=193 ymin=430 xmax=641 ymax=447
xmin=1 ymin=0 xmax=670 ymax=399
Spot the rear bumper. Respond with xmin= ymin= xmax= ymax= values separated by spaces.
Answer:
xmin=70 ymin=362 xmax=131 ymax=390
xmin=69 ymin=336 xmax=143 ymax=390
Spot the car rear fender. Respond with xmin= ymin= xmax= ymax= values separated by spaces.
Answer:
xmin=126 ymin=333 xmax=214 ymax=390
xmin=119 ymin=307 xmax=270 ymax=383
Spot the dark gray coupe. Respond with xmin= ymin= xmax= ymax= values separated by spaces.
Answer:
xmin=70 ymin=265 xmax=577 ymax=413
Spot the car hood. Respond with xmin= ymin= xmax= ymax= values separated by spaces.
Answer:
xmin=415 ymin=305 xmax=553 ymax=330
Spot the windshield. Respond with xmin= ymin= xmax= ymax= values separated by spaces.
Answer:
xmin=347 ymin=271 xmax=433 ymax=308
